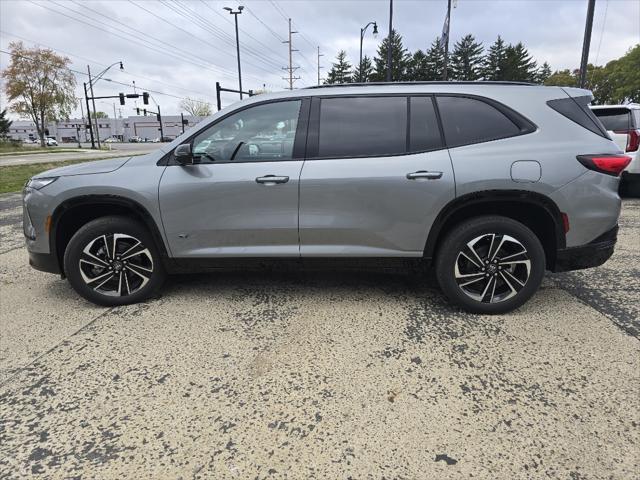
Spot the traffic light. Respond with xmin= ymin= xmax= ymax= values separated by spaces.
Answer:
xmin=142 ymin=92 xmax=149 ymax=105
xmin=143 ymin=109 xmax=147 ymax=116
xmin=119 ymin=93 xmax=125 ymax=105
xmin=156 ymin=113 xmax=161 ymax=121
xmin=136 ymin=108 xmax=140 ymax=115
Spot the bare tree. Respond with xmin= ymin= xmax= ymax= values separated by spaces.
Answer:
xmin=180 ymin=97 xmax=212 ymax=117
xmin=2 ymin=41 xmax=76 ymax=147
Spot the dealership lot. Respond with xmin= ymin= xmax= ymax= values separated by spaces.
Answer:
xmin=0 ymin=196 xmax=638 ymax=478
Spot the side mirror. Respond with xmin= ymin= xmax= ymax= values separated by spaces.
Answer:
xmin=174 ymin=143 xmax=193 ymax=165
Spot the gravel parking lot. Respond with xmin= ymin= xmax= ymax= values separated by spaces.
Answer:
xmin=0 ymin=195 xmax=638 ymax=479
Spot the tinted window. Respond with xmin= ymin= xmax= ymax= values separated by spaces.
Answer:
xmin=191 ymin=100 xmax=301 ymax=163
xmin=437 ymin=96 xmax=520 ymax=147
xmin=547 ymin=96 xmax=608 ymax=138
xmin=593 ymin=108 xmax=633 ymax=131
xmin=410 ymin=97 xmax=443 ymax=151
xmin=318 ymin=97 xmax=407 ymax=157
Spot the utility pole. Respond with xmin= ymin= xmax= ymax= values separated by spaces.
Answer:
xmin=442 ymin=0 xmax=452 ymax=80
xmin=317 ymin=46 xmax=323 ymax=85
xmin=83 ymin=82 xmax=95 ymax=149
xmin=224 ymin=6 xmax=244 ymax=99
xmin=386 ymin=0 xmax=393 ymax=82
xmin=282 ymin=18 xmax=300 ymax=90
xmin=87 ymin=65 xmax=101 ymax=149
xmin=157 ymin=105 xmax=164 ymax=140
xmin=579 ymin=0 xmax=596 ymax=88
xmin=181 ymin=113 xmax=186 ymax=134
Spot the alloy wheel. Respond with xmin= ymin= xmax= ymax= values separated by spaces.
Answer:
xmin=78 ymin=233 xmax=154 ymax=297
xmin=454 ymin=233 xmax=531 ymax=304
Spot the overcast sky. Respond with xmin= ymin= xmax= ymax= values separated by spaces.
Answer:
xmin=1 ymin=0 xmax=639 ymax=120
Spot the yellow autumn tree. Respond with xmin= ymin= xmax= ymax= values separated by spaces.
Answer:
xmin=2 ymin=41 xmax=77 ymax=146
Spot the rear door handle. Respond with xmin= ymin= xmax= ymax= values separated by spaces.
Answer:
xmin=406 ymin=171 xmax=443 ymax=180
xmin=256 ymin=175 xmax=290 ymax=185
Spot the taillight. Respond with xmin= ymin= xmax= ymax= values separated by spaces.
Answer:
xmin=576 ymin=154 xmax=632 ymax=176
xmin=614 ymin=129 xmax=640 ymax=152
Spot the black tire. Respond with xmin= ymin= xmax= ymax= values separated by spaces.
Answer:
xmin=63 ymin=216 xmax=166 ymax=306
xmin=435 ymin=216 xmax=546 ymax=314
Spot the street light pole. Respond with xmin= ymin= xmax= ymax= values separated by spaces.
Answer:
xmin=224 ymin=6 xmax=244 ymax=99
xmin=386 ymin=0 xmax=393 ymax=82
xmin=87 ymin=61 xmax=124 ymax=149
xmin=359 ymin=21 xmax=378 ymax=83
xmin=83 ymin=82 xmax=95 ymax=149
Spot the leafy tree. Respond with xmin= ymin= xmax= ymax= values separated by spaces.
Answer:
xmin=353 ymin=55 xmax=375 ymax=83
xmin=605 ymin=44 xmax=640 ymax=103
xmin=482 ymin=36 xmax=507 ymax=80
xmin=544 ymin=69 xmax=576 ymax=87
xmin=94 ymin=111 xmax=109 ymax=119
xmin=502 ymin=42 xmax=537 ymax=82
xmin=325 ymin=50 xmax=353 ymax=84
xmin=424 ymin=37 xmax=447 ymax=80
xmin=1 ymin=41 xmax=76 ymax=147
xmin=450 ymin=34 xmax=484 ymax=80
xmin=0 ymin=109 xmax=12 ymax=139
xmin=407 ymin=50 xmax=428 ymax=81
xmin=180 ymin=97 xmax=213 ymax=116
xmin=372 ymin=29 xmax=410 ymax=81
xmin=535 ymin=61 xmax=552 ymax=84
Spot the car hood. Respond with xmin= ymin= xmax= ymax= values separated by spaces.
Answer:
xmin=34 ymin=156 xmax=132 ymax=178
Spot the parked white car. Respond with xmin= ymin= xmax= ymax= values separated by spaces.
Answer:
xmin=591 ymin=104 xmax=640 ymax=196
xmin=45 ymin=137 xmax=58 ymax=146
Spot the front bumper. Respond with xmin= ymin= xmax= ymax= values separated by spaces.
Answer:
xmin=553 ymin=225 xmax=618 ymax=272
xmin=28 ymin=250 xmax=61 ymax=274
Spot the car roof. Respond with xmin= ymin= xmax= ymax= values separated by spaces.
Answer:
xmin=591 ymin=104 xmax=640 ymax=110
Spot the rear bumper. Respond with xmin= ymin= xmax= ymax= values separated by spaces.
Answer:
xmin=553 ymin=225 xmax=617 ymax=272
xmin=29 ymin=250 xmax=61 ymax=275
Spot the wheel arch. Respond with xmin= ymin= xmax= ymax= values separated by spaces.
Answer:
xmin=425 ymin=190 xmax=566 ymax=270
xmin=50 ymin=195 xmax=169 ymax=274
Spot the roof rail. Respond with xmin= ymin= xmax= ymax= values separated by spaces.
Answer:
xmin=305 ymin=81 xmax=536 ymax=89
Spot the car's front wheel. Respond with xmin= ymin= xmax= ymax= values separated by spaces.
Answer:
xmin=63 ymin=216 xmax=166 ymax=306
xmin=435 ymin=216 xmax=546 ymax=314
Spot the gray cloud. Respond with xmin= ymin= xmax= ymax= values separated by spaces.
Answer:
xmin=1 ymin=0 xmax=638 ymax=118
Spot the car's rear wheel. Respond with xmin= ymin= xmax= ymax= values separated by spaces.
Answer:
xmin=63 ymin=216 xmax=166 ymax=306
xmin=435 ymin=216 xmax=546 ymax=314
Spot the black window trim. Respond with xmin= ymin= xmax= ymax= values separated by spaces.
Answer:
xmin=305 ymin=92 xmax=537 ymax=161
xmin=158 ymin=96 xmax=311 ymax=166
xmin=435 ymin=93 xmax=538 ymax=149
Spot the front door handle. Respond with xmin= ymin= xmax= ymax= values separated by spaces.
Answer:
xmin=256 ymin=175 xmax=290 ymax=185
xmin=406 ymin=171 xmax=443 ymax=180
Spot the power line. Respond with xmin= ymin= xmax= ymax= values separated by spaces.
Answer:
xmin=1 ymin=29 xmax=214 ymax=99
xmin=245 ymin=6 xmax=285 ymax=43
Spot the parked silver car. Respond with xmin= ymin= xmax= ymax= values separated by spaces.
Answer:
xmin=23 ymin=82 xmax=629 ymax=313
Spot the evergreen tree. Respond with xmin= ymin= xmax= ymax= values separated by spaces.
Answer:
xmin=407 ymin=50 xmax=428 ymax=81
xmin=482 ymin=36 xmax=507 ymax=80
xmin=535 ymin=62 xmax=552 ymax=84
xmin=424 ymin=37 xmax=447 ymax=80
xmin=502 ymin=42 xmax=537 ymax=82
xmin=325 ymin=50 xmax=353 ymax=84
xmin=372 ymin=29 xmax=410 ymax=81
xmin=450 ymin=34 xmax=484 ymax=80
xmin=0 ymin=109 xmax=12 ymax=139
xmin=353 ymin=55 xmax=375 ymax=82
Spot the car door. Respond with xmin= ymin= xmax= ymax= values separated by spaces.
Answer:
xmin=299 ymin=95 xmax=455 ymax=257
xmin=159 ymin=98 xmax=308 ymax=258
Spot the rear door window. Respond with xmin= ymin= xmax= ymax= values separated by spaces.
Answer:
xmin=436 ymin=96 xmax=521 ymax=148
xmin=409 ymin=97 xmax=443 ymax=152
xmin=318 ymin=96 xmax=407 ymax=157
xmin=593 ymin=108 xmax=633 ymax=131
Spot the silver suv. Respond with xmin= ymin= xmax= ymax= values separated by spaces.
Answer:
xmin=23 ymin=82 xmax=630 ymax=313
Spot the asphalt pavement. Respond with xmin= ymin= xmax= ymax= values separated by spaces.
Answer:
xmin=0 ymin=195 xmax=638 ymax=479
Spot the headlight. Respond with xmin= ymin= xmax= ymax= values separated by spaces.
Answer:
xmin=25 ymin=177 xmax=58 ymax=190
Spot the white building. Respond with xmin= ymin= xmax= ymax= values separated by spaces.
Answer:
xmin=8 ymin=114 xmax=206 ymax=143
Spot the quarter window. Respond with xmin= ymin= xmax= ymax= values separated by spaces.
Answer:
xmin=410 ymin=97 xmax=443 ymax=152
xmin=318 ymin=96 xmax=407 ymax=157
xmin=191 ymin=100 xmax=301 ymax=163
xmin=437 ymin=96 xmax=521 ymax=147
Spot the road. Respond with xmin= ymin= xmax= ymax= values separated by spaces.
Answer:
xmin=0 ymin=143 xmax=162 ymax=167
xmin=0 ymin=196 xmax=638 ymax=478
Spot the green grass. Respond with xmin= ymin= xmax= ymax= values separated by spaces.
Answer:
xmin=0 ymin=148 xmax=94 ymax=156
xmin=0 ymin=158 xmax=101 ymax=194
